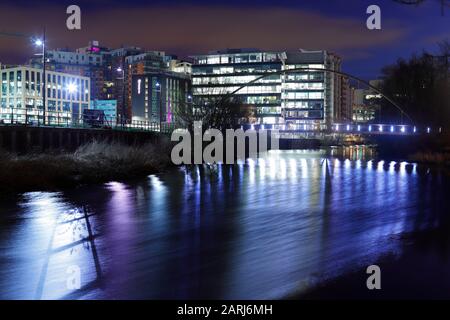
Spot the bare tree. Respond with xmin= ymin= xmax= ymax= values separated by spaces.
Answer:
xmin=174 ymin=95 xmax=256 ymax=133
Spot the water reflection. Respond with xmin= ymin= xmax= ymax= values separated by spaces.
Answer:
xmin=0 ymin=149 xmax=449 ymax=299
xmin=0 ymin=193 xmax=102 ymax=299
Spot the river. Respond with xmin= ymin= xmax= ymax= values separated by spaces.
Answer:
xmin=1 ymin=148 xmax=450 ymax=299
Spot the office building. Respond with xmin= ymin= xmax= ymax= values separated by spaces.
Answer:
xmin=126 ymin=51 xmax=192 ymax=123
xmin=131 ymin=71 xmax=191 ymax=123
xmin=351 ymin=80 xmax=383 ymax=123
xmin=30 ymin=42 xmax=107 ymax=101
xmin=191 ymin=48 xmax=345 ymax=129
xmin=90 ymin=99 xmax=117 ymax=124
xmin=28 ymin=43 xmax=192 ymax=124
xmin=0 ymin=66 xmax=90 ymax=125
xmin=109 ymin=46 xmax=143 ymax=121
xmin=169 ymin=59 xmax=192 ymax=75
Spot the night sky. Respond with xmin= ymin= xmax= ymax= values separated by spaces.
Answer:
xmin=0 ymin=0 xmax=448 ymax=79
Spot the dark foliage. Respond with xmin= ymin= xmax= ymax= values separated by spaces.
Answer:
xmin=380 ymin=41 xmax=450 ymax=126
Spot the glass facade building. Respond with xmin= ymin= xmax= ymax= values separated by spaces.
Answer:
xmin=131 ymin=72 xmax=191 ymax=123
xmin=90 ymin=99 xmax=117 ymax=124
xmin=0 ymin=66 xmax=90 ymax=125
xmin=191 ymin=49 xmax=343 ymax=129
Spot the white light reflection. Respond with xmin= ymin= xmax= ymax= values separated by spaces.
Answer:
xmin=258 ymin=158 xmax=266 ymax=180
xmin=334 ymin=158 xmax=340 ymax=168
xmin=377 ymin=160 xmax=385 ymax=171
xmin=279 ymin=158 xmax=287 ymax=180
xmin=247 ymin=158 xmax=256 ymax=184
xmin=289 ymin=158 xmax=297 ymax=179
xmin=399 ymin=161 xmax=407 ymax=175
xmin=344 ymin=159 xmax=351 ymax=170
xmin=148 ymin=176 xmax=163 ymax=190
xmin=15 ymin=192 xmax=102 ymax=299
xmin=148 ymin=175 xmax=167 ymax=212
xmin=389 ymin=161 xmax=396 ymax=173
xmin=301 ymin=158 xmax=308 ymax=178
xmin=269 ymin=157 xmax=277 ymax=179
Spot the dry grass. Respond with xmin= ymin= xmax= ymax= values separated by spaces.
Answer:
xmin=0 ymin=140 xmax=172 ymax=193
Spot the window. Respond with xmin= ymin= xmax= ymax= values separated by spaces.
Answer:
xmin=1 ymin=73 xmax=7 ymax=96
xmin=9 ymin=72 xmax=14 ymax=95
xmin=36 ymin=72 xmax=40 ymax=95
xmin=25 ymin=70 xmax=29 ymax=94
xmin=207 ymin=56 xmax=220 ymax=64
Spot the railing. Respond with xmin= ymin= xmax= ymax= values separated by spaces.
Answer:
xmin=330 ymin=123 xmax=442 ymax=135
xmin=239 ymin=123 xmax=443 ymax=135
xmin=0 ymin=107 xmax=177 ymax=134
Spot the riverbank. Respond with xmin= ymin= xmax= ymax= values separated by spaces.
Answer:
xmin=0 ymin=140 xmax=173 ymax=194
xmin=373 ymin=133 xmax=450 ymax=166
xmin=408 ymin=149 xmax=450 ymax=166
xmin=290 ymin=229 xmax=450 ymax=299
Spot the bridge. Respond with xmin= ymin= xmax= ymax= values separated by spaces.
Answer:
xmin=0 ymin=116 xmax=442 ymax=136
xmin=220 ymin=66 xmax=445 ymax=137
xmin=0 ymin=117 xmax=443 ymax=154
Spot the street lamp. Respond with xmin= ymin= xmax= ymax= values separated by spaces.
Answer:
xmin=34 ymin=29 xmax=46 ymax=125
xmin=34 ymin=39 xmax=43 ymax=47
xmin=116 ymin=67 xmax=125 ymax=128
xmin=66 ymin=83 xmax=77 ymax=94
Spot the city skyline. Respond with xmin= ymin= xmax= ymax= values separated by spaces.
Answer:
xmin=0 ymin=0 xmax=448 ymax=80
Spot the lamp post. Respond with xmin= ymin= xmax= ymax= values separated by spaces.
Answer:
xmin=0 ymin=29 xmax=47 ymax=125
xmin=116 ymin=67 xmax=125 ymax=128
xmin=34 ymin=28 xmax=46 ymax=125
